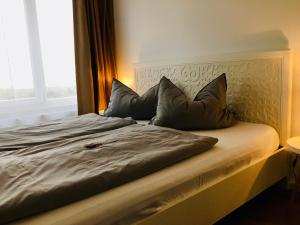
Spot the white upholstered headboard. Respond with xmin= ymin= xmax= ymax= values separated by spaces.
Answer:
xmin=134 ymin=50 xmax=292 ymax=146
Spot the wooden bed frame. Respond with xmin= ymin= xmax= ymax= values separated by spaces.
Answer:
xmin=13 ymin=50 xmax=292 ymax=225
xmin=133 ymin=50 xmax=292 ymax=225
xmin=136 ymin=149 xmax=288 ymax=225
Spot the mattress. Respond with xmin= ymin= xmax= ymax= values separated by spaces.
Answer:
xmin=15 ymin=121 xmax=279 ymax=225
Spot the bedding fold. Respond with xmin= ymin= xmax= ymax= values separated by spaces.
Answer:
xmin=0 ymin=113 xmax=136 ymax=151
xmin=0 ymin=123 xmax=217 ymax=224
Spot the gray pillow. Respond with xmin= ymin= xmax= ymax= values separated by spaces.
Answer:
xmin=104 ymin=79 xmax=159 ymax=120
xmin=150 ymin=74 xmax=234 ymax=130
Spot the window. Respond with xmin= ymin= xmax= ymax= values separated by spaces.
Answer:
xmin=36 ymin=0 xmax=76 ymax=99
xmin=0 ymin=0 xmax=77 ymax=128
xmin=0 ymin=0 xmax=35 ymax=101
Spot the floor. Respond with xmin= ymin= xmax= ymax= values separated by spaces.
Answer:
xmin=215 ymin=184 xmax=300 ymax=225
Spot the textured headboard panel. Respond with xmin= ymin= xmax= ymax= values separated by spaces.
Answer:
xmin=134 ymin=51 xmax=292 ymax=146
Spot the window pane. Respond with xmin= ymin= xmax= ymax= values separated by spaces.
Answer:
xmin=35 ymin=0 xmax=76 ymax=99
xmin=0 ymin=0 xmax=35 ymax=101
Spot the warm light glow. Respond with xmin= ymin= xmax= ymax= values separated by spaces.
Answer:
xmin=119 ymin=76 xmax=134 ymax=89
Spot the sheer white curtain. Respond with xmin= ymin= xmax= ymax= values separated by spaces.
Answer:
xmin=0 ymin=0 xmax=77 ymax=128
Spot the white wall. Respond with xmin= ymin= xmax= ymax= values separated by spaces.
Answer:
xmin=114 ymin=0 xmax=300 ymax=135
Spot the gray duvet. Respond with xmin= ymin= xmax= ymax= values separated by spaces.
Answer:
xmin=0 ymin=114 xmax=136 ymax=152
xmin=0 ymin=114 xmax=217 ymax=224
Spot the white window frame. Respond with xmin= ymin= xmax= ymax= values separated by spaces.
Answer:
xmin=0 ymin=0 xmax=77 ymax=120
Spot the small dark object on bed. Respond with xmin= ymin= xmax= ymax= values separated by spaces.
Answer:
xmin=85 ymin=143 xmax=103 ymax=149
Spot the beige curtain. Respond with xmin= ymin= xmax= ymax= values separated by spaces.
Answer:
xmin=73 ymin=0 xmax=117 ymax=114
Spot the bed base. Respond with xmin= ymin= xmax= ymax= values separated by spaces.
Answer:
xmin=136 ymin=149 xmax=288 ymax=225
xmin=12 ymin=149 xmax=288 ymax=225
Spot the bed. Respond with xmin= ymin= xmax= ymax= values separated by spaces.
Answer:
xmin=7 ymin=50 xmax=292 ymax=225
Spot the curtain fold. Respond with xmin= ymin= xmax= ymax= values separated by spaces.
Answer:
xmin=73 ymin=0 xmax=117 ymax=114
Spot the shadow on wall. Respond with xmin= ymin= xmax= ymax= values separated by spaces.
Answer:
xmin=136 ymin=30 xmax=289 ymax=62
xmin=236 ymin=30 xmax=289 ymax=51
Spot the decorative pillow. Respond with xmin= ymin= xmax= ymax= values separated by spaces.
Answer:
xmin=104 ymin=79 xmax=159 ymax=120
xmin=150 ymin=74 xmax=234 ymax=130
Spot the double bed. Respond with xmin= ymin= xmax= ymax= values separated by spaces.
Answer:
xmin=1 ymin=50 xmax=292 ymax=225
